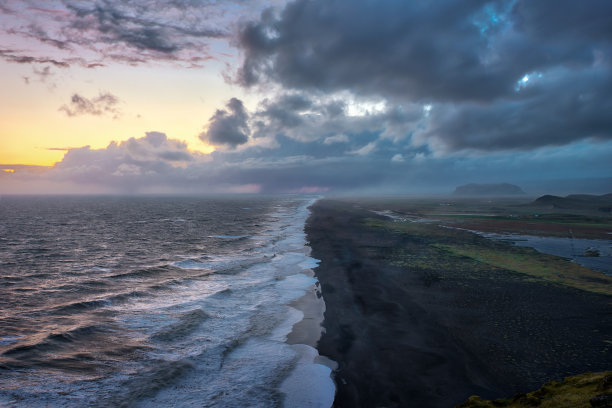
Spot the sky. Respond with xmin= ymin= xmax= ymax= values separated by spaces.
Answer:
xmin=1 ymin=0 xmax=611 ymax=195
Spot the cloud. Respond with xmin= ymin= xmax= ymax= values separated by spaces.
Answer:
xmin=415 ymin=67 xmax=612 ymax=152
xmin=32 ymin=65 xmax=53 ymax=82
xmin=2 ymin=132 xmax=612 ymax=195
xmin=59 ymin=92 xmax=121 ymax=117
xmin=349 ymin=141 xmax=377 ymax=156
xmin=0 ymin=49 xmax=70 ymax=67
xmin=0 ymin=0 xmax=288 ymax=67
xmin=238 ymin=1 xmax=500 ymax=100
xmin=237 ymin=0 xmax=611 ymax=102
xmin=249 ymin=91 xmax=422 ymax=149
xmin=200 ymin=98 xmax=250 ymax=148
xmin=233 ymin=0 xmax=612 ymax=154
xmin=323 ymin=134 xmax=349 ymax=145
xmin=124 ymin=131 xmax=194 ymax=162
xmin=22 ymin=65 xmax=57 ymax=86
xmin=43 ymin=132 xmax=207 ymax=190
xmin=62 ymin=1 xmax=225 ymax=54
xmin=391 ymin=154 xmax=404 ymax=163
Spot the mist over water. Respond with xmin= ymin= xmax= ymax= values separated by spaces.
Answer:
xmin=0 ymin=195 xmax=328 ymax=407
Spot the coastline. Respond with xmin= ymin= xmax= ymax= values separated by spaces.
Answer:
xmin=306 ymin=199 xmax=612 ymax=408
xmin=285 ymin=268 xmax=339 ymax=370
xmin=278 ymin=198 xmax=336 ymax=408
xmin=280 ymin=276 xmax=338 ymax=408
xmin=285 ymin=267 xmax=325 ymax=348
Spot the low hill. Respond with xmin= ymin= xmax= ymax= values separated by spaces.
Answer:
xmin=532 ymin=193 xmax=612 ymax=213
xmin=453 ymin=183 xmax=525 ymax=197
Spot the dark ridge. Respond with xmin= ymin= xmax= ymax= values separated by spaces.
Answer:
xmin=532 ymin=193 xmax=612 ymax=212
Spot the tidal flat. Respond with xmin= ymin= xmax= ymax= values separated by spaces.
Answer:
xmin=307 ymin=197 xmax=611 ymax=408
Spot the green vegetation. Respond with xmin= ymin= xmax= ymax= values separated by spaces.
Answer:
xmin=433 ymin=212 xmax=612 ymax=226
xmin=437 ymin=244 xmax=612 ymax=296
xmin=354 ymin=195 xmax=612 ymax=239
xmin=456 ymin=371 xmax=612 ymax=408
xmin=364 ymin=217 xmax=612 ymax=296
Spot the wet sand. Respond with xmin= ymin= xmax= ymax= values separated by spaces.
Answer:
xmin=307 ymin=199 xmax=612 ymax=408
xmin=286 ymin=268 xmax=326 ymax=348
xmin=281 ymin=268 xmax=337 ymax=408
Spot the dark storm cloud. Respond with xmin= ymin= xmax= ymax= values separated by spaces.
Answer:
xmin=253 ymin=93 xmax=315 ymax=133
xmin=59 ymin=92 xmax=121 ymax=117
xmin=0 ymin=0 xmax=280 ymax=68
xmin=200 ymin=98 xmax=250 ymax=148
xmin=238 ymin=0 xmax=502 ymax=100
xmin=418 ymin=67 xmax=612 ymax=151
xmin=235 ymin=0 xmax=612 ymax=153
xmin=255 ymin=93 xmax=314 ymax=129
xmin=63 ymin=0 xmax=224 ymax=54
xmin=247 ymin=91 xmax=422 ymax=151
xmin=510 ymin=1 xmax=612 ymax=45
xmin=9 ymin=22 xmax=72 ymax=50
xmin=238 ymin=0 xmax=611 ymax=102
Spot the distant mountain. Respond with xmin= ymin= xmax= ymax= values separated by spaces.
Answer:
xmin=532 ymin=193 xmax=612 ymax=212
xmin=452 ymin=183 xmax=526 ymax=196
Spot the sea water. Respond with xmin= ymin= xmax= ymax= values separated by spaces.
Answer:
xmin=0 ymin=195 xmax=334 ymax=407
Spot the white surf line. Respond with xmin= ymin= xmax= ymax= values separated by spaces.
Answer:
xmin=279 ymin=196 xmax=337 ymax=408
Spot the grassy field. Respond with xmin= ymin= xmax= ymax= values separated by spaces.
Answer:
xmin=437 ymin=244 xmax=612 ymax=295
xmin=355 ymin=196 xmax=612 ymax=238
xmin=364 ymin=216 xmax=612 ymax=296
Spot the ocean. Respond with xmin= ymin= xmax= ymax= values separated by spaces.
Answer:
xmin=0 ymin=195 xmax=334 ymax=407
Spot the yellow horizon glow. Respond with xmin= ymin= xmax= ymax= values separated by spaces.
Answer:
xmin=0 ymin=114 xmax=216 ymax=167
xmin=0 ymin=59 xmax=231 ymax=167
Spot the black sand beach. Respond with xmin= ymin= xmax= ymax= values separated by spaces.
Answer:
xmin=306 ymin=199 xmax=612 ymax=408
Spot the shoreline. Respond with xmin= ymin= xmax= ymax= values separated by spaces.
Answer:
xmin=306 ymin=198 xmax=612 ymax=408
xmin=278 ymin=198 xmax=336 ymax=407
xmin=285 ymin=277 xmax=338 ymax=370
xmin=283 ymin=198 xmax=334 ymax=364
xmin=285 ymin=268 xmax=324 ymax=348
